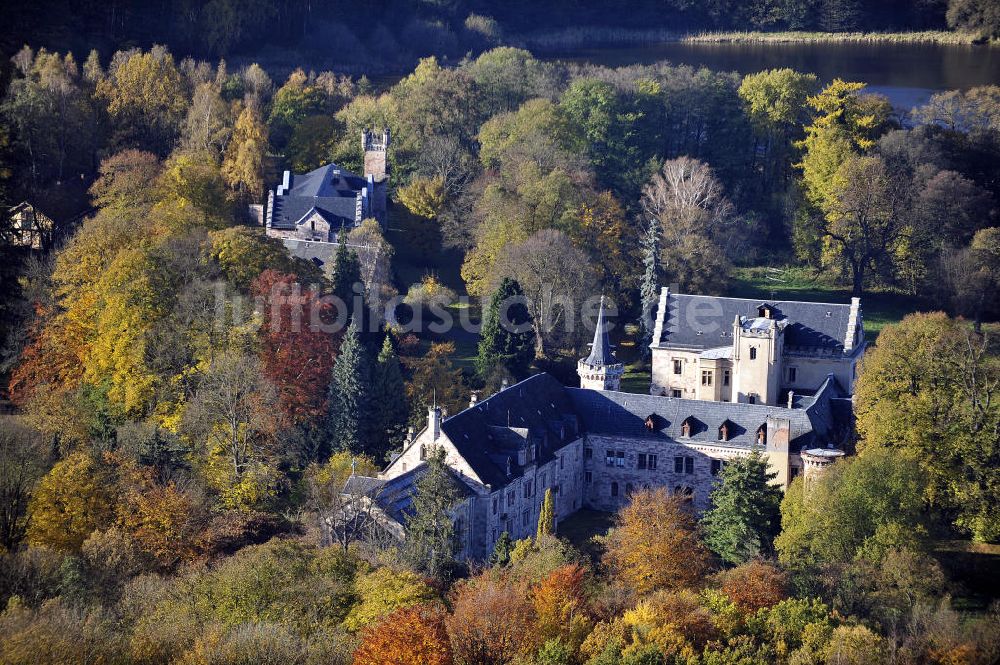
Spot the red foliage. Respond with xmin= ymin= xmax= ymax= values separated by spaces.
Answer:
xmin=252 ymin=270 xmax=338 ymax=424
xmin=353 ymin=603 xmax=453 ymax=665
xmin=717 ymin=561 xmax=789 ymax=614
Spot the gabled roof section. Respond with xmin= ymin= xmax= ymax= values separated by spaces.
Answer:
xmin=653 ymin=293 xmax=856 ymax=354
xmin=268 ymin=163 xmax=366 ymax=230
xmin=566 ymin=387 xmax=833 ymax=450
xmin=440 ymin=373 xmax=580 ymax=489
xmin=348 ymin=463 xmax=475 ymax=525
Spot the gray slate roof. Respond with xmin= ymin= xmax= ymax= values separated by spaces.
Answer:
xmin=268 ymin=163 xmax=365 ymax=230
xmin=567 ymin=376 xmax=845 ymax=450
xmin=582 ymin=297 xmax=619 ymax=367
xmin=440 ymin=374 xmax=580 ymax=488
xmin=346 ymin=464 xmax=474 ymax=524
xmin=655 ymin=293 xmax=855 ymax=353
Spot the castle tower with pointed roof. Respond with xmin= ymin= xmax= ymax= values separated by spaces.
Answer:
xmin=577 ymin=297 xmax=625 ymax=391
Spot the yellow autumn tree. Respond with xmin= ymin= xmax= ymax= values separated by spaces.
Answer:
xmin=27 ymin=452 xmax=116 ymax=552
xmin=603 ymin=488 xmax=710 ymax=595
xmin=222 ymin=104 xmax=269 ymax=201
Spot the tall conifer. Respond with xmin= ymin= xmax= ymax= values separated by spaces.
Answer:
xmin=404 ymin=448 xmax=459 ymax=580
xmin=639 ymin=215 xmax=660 ymax=359
xmin=326 ymin=317 xmax=371 ymax=457
xmin=370 ymin=335 xmax=409 ymax=462
xmin=476 ymin=277 xmax=535 ymax=379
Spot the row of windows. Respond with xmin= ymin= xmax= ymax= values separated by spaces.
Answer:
xmin=591 ymin=450 xmax=720 ymax=475
xmin=610 ymin=482 xmax=694 ymax=500
xmin=672 ymin=358 xmax=800 ymax=384
xmin=605 ymin=450 xmax=626 ymax=467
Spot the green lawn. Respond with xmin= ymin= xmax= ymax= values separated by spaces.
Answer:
xmin=730 ymin=266 xmax=929 ymax=340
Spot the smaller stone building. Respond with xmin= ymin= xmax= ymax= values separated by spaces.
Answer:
xmin=263 ymin=129 xmax=390 ymax=269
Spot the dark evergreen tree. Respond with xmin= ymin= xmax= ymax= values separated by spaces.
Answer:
xmin=639 ymin=215 xmax=661 ymax=359
xmin=325 ymin=316 xmax=371 ymax=458
xmin=475 ymin=277 xmax=535 ymax=379
xmin=489 ymin=531 xmax=514 ymax=567
xmin=403 ymin=448 xmax=459 ymax=580
xmin=370 ymin=334 xmax=409 ymax=463
xmin=331 ymin=237 xmax=362 ymax=324
xmin=700 ymin=451 xmax=783 ymax=566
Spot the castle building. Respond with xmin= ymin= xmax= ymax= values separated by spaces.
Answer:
xmin=346 ymin=293 xmax=859 ymax=561
xmin=262 ymin=128 xmax=390 ymax=269
xmin=650 ymin=288 xmax=864 ymax=405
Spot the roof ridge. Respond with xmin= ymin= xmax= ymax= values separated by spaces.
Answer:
xmin=672 ymin=293 xmax=853 ymax=308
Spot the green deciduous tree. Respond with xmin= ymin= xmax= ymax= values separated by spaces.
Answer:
xmin=701 ymin=451 xmax=783 ymax=566
xmin=775 ymin=446 xmax=928 ymax=566
xmin=855 ymin=312 xmax=1000 ymax=541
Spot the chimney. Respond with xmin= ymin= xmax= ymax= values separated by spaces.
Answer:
xmin=469 ymin=392 xmax=478 ymax=409
xmin=500 ymin=378 xmax=509 ymax=393
xmin=428 ymin=405 xmax=442 ymax=441
xmin=406 ymin=426 xmax=415 ymax=442
xmin=787 ymin=390 xmax=794 ymax=409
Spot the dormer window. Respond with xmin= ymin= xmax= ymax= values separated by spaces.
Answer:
xmin=757 ymin=425 xmax=767 ymax=446
xmin=644 ymin=415 xmax=655 ymax=431
xmin=719 ymin=423 xmax=729 ymax=441
xmin=758 ymin=304 xmax=773 ymax=319
xmin=681 ymin=419 xmax=692 ymax=437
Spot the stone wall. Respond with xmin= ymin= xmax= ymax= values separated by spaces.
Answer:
xmin=582 ymin=433 xmax=758 ymax=513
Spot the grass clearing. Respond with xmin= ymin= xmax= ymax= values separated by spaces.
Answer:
xmin=730 ymin=266 xmax=929 ymax=341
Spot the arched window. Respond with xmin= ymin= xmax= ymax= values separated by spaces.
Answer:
xmin=611 ymin=482 xmax=619 ymax=497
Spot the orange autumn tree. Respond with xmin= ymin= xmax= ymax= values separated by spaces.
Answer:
xmin=603 ymin=488 xmax=710 ymax=595
xmin=353 ymin=603 xmax=452 ymax=665
xmin=252 ymin=270 xmax=338 ymax=426
xmin=533 ymin=563 xmax=593 ymax=657
xmin=446 ymin=573 xmax=537 ymax=665
xmin=716 ymin=560 xmax=789 ymax=615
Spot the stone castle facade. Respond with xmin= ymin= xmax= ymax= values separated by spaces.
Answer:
xmin=349 ymin=294 xmax=859 ymax=561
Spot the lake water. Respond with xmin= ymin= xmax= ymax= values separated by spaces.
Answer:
xmin=546 ymin=41 xmax=1000 ymax=111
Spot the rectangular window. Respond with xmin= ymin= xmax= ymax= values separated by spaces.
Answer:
xmin=673 ymin=359 xmax=683 ymax=375
xmin=507 ymin=490 xmax=515 ymax=507
xmin=616 ymin=450 xmax=626 ymax=468
xmin=585 ymin=447 xmax=593 ymax=460
xmin=560 ymin=455 xmax=564 ymax=470
xmin=723 ymin=370 xmax=730 ymax=387
xmin=674 ymin=456 xmax=684 ymax=473
xmin=491 ymin=528 xmax=497 ymax=542
xmin=701 ymin=370 xmax=713 ymax=386
xmin=506 ymin=519 xmax=513 ymax=534
xmin=788 ymin=367 xmax=798 ymax=382
xmin=523 ymin=481 xmax=532 ymax=498
xmin=638 ymin=453 xmax=647 ymax=470
xmin=540 ymin=472 xmax=546 ymax=488
xmin=750 ymin=347 xmax=758 ymax=360
xmin=711 ymin=460 xmax=723 ymax=476
xmin=585 ymin=471 xmax=592 ymax=483
xmin=648 ymin=454 xmax=658 ymax=470
xmin=671 ymin=389 xmax=682 ymax=398
xmin=611 ymin=482 xmax=619 ymax=497
xmin=685 ymin=457 xmax=694 ymax=474
xmin=492 ymin=497 xmax=498 ymax=514
xmin=748 ymin=394 xmax=757 ymax=405
xmin=522 ymin=509 xmax=530 ymax=526
xmin=605 ymin=450 xmax=615 ymax=466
